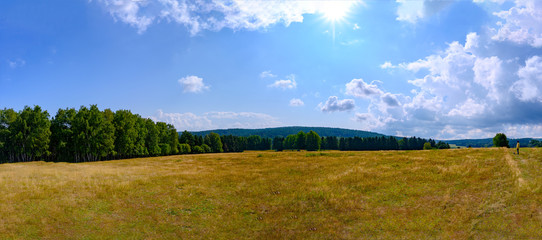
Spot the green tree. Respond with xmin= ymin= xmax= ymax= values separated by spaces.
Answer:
xmin=272 ymin=136 xmax=284 ymax=151
xmin=179 ymin=143 xmax=191 ymax=154
xmin=144 ymin=119 xmax=161 ymax=156
xmin=114 ymin=110 xmax=139 ymax=158
xmin=0 ymin=108 xmax=18 ymax=162
xmin=296 ymin=131 xmax=306 ymax=150
xmin=204 ymin=132 xmax=223 ymax=153
xmin=179 ymin=130 xmax=195 ymax=147
xmin=10 ymin=106 xmax=51 ymax=162
xmin=49 ymin=108 xmax=76 ymax=162
xmin=493 ymin=133 xmax=509 ymax=147
xmin=305 ymin=130 xmax=321 ymax=151
xmin=423 ymin=142 xmax=432 ymax=150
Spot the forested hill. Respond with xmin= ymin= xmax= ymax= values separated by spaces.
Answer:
xmin=189 ymin=126 xmax=386 ymax=138
xmin=445 ymin=138 xmax=541 ymax=148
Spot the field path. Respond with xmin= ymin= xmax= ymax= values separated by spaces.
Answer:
xmin=503 ymin=149 xmax=526 ymax=188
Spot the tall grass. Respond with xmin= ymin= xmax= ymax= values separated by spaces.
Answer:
xmin=0 ymin=149 xmax=540 ymax=239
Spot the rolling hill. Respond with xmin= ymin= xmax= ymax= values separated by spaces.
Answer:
xmin=188 ymin=126 xmax=386 ymax=138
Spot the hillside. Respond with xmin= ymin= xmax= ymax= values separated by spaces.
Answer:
xmin=445 ymin=138 xmax=540 ymax=148
xmin=189 ymin=126 xmax=386 ymax=138
xmin=1 ymin=149 xmax=540 ymax=238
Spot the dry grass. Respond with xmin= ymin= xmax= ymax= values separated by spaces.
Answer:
xmin=0 ymin=148 xmax=541 ymax=239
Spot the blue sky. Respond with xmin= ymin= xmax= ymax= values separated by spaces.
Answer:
xmin=2 ymin=0 xmax=542 ymax=139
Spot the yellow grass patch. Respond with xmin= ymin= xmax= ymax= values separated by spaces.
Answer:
xmin=0 ymin=149 xmax=541 ymax=239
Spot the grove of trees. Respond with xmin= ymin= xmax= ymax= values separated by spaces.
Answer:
xmin=1 ymin=105 xmax=451 ymax=164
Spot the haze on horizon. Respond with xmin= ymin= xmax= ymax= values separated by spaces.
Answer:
xmin=2 ymin=0 xmax=542 ymax=140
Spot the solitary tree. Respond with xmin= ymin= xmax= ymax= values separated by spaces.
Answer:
xmin=493 ymin=133 xmax=509 ymax=147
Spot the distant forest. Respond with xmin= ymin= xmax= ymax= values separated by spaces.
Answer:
xmin=446 ymin=138 xmax=542 ymax=148
xmin=190 ymin=126 xmax=385 ymax=138
xmin=1 ymin=105 xmax=445 ymax=163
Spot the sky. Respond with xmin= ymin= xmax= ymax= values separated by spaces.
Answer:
xmin=1 ymin=0 xmax=542 ymax=140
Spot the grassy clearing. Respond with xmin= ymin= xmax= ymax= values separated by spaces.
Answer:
xmin=0 ymin=148 xmax=541 ymax=239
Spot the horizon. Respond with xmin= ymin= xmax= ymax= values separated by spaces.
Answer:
xmin=2 ymin=0 xmax=542 ymax=140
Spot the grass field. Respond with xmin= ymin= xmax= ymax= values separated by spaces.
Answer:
xmin=0 ymin=148 xmax=541 ymax=239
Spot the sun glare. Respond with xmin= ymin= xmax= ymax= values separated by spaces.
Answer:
xmin=320 ymin=1 xmax=355 ymax=22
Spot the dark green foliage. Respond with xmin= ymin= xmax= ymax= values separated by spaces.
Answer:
xmin=204 ymin=132 xmax=223 ymax=153
xmin=296 ymin=131 xmax=306 ymax=150
xmin=423 ymin=142 xmax=432 ymax=150
xmin=201 ymin=144 xmax=212 ymax=153
xmin=159 ymin=143 xmax=171 ymax=156
xmin=529 ymin=139 xmax=542 ymax=147
xmin=339 ymin=136 xmax=427 ymax=151
xmin=179 ymin=143 xmax=191 ymax=154
xmin=436 ymin=141 xmax=450 ymax=149
xmin=179 ymin=130 xmax=195 ymax=146
xmin=305 ymin=131 xmax=321 ymax=151
xmin=1 ymin=106 xmax=51 ymax=162
xmin=192 ymin=145 xmax=204 ymax=154
xmin=272 ymin=136 xmax=284 ymax=151
xmin=493 ymin=133 xmax=509 ymax=148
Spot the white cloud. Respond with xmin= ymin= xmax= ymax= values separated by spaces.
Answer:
xmin=94 ymin=0 xmax=154 ymax=34
xmin=345 ymin=78 xmax=383 ymax=98
xmin=268 ymin=75 xmax=297 ymax=90
xmin=94 ymin=0 xmax=362 ymax=35
xmin=395 ymin=0 xmax=451 ymax=23
xmin=289 ymin=98 xmax=304 ymax=107
xmin=353 ymin=23 xmax=360 ymax=30
xmin=473 ymin=56 xmax=504 ymax=102
xmin=178 ymin=75 xmax=209 ymax=93
xmin=491 ymin=0 xmax=542 ymax=47
xmin=511 ymin=55 xmax=542 ymax=102
xmin=7 ymin=59 xmax=26 ymax=69
xmin=464 ymin=32 xmax=480 ymax=51
xmin=320 ymin=96 xmax=355 ymax=112
xmin=380 ymin=61 xmax=396 ymax=69
xmin=151 ymin=109 xmax=280 ymax=131
xmin=396 ymin=0 xmax=424 ymax=23
xmin=259 ymin=70 xmax=276 ymax=78
xmin=381 ymin=93 xmax=400 ymax=107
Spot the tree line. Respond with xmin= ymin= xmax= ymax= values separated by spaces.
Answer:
xmin=1 ymin=105 xmax=443 ymax=163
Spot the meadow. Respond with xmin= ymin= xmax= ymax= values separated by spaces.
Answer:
xmin=0 ymin=148 xmax=541 ymax=239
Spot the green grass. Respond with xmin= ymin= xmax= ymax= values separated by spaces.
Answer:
xmin=0 ymin=148 xmax=541 ymax=239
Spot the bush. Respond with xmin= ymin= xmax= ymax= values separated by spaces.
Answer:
xmin=179 ymin=143 xmax=191 ymax=154
xmin=159 ymin=143 xmax=171 ymax=156
xmin=192 ymin=146 xmax=204 ymax=154
xmin=423 ymin=142 xmax=433 ymax=150
xmin=201 ymin=144 xmax=212 ymax=153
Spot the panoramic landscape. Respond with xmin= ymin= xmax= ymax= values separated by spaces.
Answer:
xmin=2 ymin=0 xmax=542 ymax=239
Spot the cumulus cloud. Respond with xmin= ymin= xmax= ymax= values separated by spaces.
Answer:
xmin=151 ymin=109 xmax=280 ymax=131
xmin=511 ymin=56 xmax=542 ymax=102
xmin=320 ymin=96 xmax=355 ymax=112
xmin=94 ymin=0 xmax=362 ymax=35
xmin=289 ymin=98 xmax=304 ymax=107
xmin=345 ymin=78 xmax=383 ymax=98
xmin=491 ymin=0 xmax=542 ymax=47
xmin=364 ymin=27 xmax=542 ymax=138
xmin=94 ymin=0 xmax=154 ymax=34
xmin=178 ymin=75 xmax=209 ymax=93
xmin=268 ymin=75 xmax=297 ymax=90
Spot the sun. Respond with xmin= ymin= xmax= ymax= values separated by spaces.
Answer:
xmin=319 ymin=1 xmax=355 ymax=22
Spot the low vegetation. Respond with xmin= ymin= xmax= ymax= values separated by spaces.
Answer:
xmin=1 ymin=148 xmax=540 ymax=239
